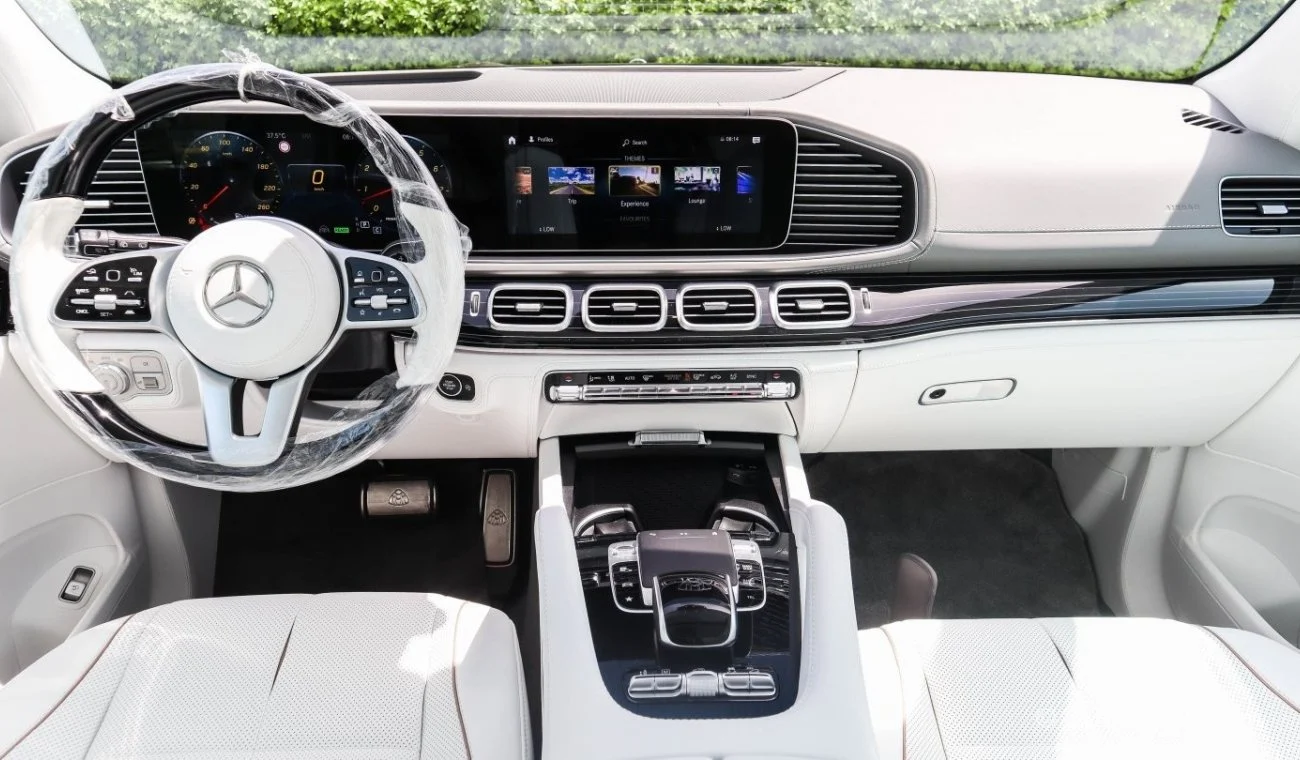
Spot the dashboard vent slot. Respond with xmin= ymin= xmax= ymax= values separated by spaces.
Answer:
xmin=1221 ymin=177 xmax=1300 ymax=236
xmin=677 ymin=283 xmax=761 ymax=331
xmin=488 ymin=284 xmax=573 ymax=331
xmin=582 ymin=285 xmax=667 ymax=332
xmin=18 ymin=137 xmax=158 ymax=234
xmin=1182 ymin=109 xmax=1245 ymax=135
xmin=788 ymin=126 xmax=916 ymax=252
xmin=771 ymin=281 xmax=855 ymax=329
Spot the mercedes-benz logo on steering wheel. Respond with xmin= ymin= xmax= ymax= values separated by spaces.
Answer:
xmin=204 ymin=261 xmax=274 ymax=328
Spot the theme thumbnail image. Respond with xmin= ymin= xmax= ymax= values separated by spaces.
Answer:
xmin=673 ymin=166 xmax=722 ymax=193
xmin=736 ymin=166 xmax=756 ymax=195
xmin=548 ymin=166 xmax=596 ymax=196
xmin=515 ymin=166 xmax=533 ymax=195
xmin=608 ymin=165 xmax=661 ymax=197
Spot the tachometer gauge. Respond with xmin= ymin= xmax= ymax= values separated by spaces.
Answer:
xmin=180 ymin=132 xmax=283 ymax=229
xmin=354 ymin=137 xmax=451 ymax=236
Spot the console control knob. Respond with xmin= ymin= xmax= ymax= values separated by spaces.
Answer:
xmin=91 ymin=364 xmax=130 ymax=396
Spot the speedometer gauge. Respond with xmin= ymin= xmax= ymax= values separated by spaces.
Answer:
xmin=180 ymin=132 xmax=283 ymax=229
xmin=354 ymin=137 xmax=451 ymax=235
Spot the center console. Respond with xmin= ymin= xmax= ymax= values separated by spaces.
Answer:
xmin=565 ymin=434 xmax=801 ymax=718
xmin=535 ymin=433 xmax=873 ymax=758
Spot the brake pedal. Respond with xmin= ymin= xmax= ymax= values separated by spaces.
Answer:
xmin=360 ymin=479 xmax=435 ymax=518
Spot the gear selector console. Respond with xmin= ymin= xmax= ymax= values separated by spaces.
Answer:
xmin=568 ymin=433 xmax=800 ymax=719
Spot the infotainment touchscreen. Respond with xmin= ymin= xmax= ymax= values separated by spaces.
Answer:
xmin=499 ymin=118 xmax=797 ymax=250
xmin=136 ymin=114 xmax=797 ymax=254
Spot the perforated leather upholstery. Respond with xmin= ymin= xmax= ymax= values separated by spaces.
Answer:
xmin=0 ymin=593 xmax=531 ymax=760
xmin=860 ymin=617 xmax=1300 ymax=760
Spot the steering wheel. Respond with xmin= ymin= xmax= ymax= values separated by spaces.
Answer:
xmin=6 ymin=63 xmax=466 ymax=491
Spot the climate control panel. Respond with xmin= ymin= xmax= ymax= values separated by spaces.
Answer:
xmin=546 ymin=368 xmax=800 ymax=403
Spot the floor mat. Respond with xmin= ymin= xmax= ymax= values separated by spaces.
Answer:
xmin=214 ymin=461 xmax=529 ymax=606
xmin=805 ymin=451 xmax=1102 ymax=628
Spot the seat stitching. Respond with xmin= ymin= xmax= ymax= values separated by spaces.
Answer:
xmin=450 ymin=599 xmax=473 ymax=760
xmin=0 ymin=615 xmax=135 ymax=759
xmin=1037 ymin=619 xmax=1077 ymax=683
xmin=80 ymin=607 xmax=161 ymax=759
xmin=417 ymin=599 xmax=434 ymax=760
xmin=1203 ymin=626 xmax=1300 ymax=714
xmin=880 ymin=627 xmax=909 ymax=760
xmin=268 ymin=612 xmax=298 ymax=694
xmin=884 ymin=625 xmax=950 ymax=760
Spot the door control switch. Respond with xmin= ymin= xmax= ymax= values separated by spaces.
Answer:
xmin=60 ymin=567 xmax=95 ymax=603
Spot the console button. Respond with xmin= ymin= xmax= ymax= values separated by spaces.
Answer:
xmin=748 ymin=672 xmax=777 ymax=698
xmin=721 ymin=672 xmax=751 ymax=693
xmin=654 ymin=674 xmax=684 ymax=694
xmin=684 ymin=671 xmax=720 ymax=699
xmin=628 ymin=675 xmax=657 ymax=695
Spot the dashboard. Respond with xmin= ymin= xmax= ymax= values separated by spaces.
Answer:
xmin=135 ymin=114 xmax=799 ymax=254
xmin=5 ymin=66 xmax=1300 ymax=460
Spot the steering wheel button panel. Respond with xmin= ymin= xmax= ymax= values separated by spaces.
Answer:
xmin=346 ymin=257 xmax=420 ymax=323
xmin=56 ymin=256 xmax=156 ymax=323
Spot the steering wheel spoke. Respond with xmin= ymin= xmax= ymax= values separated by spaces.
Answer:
xmin=52 ymin=246 xmax=181 ymax=333
xmin=194 ymin=363 xmax=312 ymax=468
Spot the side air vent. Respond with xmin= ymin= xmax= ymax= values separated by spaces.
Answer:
xmin=1182 ymin=109 xmax=1245 ymax=135
xmin=771 ymin=281 xmax=856 ymax=329
xmin=582 ymin=284 xmax=667 ymax=332
xmin=18 ymin=137 xmax=158 ymax=233
xmin=676 ymin=283 xmax=761 ymax=331
xmin=1221 ymin=177 xmax=1300 ymax=236
xmin=488 ymin=284 xmax=573 ymax=332
xmin=788 ymin=126 xmax=916 ymax=252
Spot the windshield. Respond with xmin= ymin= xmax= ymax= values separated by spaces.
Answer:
xmin=18 ymin=0 xmax=1294 ymax=83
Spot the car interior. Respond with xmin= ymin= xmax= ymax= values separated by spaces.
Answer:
xmin=5 ymin=0 xmax=1300 ymax=757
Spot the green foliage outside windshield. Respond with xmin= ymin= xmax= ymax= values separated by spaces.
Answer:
xmin=66 ymin=0 xmax=1290 ymax=82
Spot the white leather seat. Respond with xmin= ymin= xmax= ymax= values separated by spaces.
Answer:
xmin=860 ymin=617 xmax=1300 ymax=760
xmin=0 ymin=593 xmax=531 ymax=759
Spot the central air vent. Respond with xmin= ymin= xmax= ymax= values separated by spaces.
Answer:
xmin=1221 ymin=177 xmax=1300 ymax=236
xmin=771 ymin=281 xmax=855 ymax=329
xmin=1182 ymin=109 xmax=1245 ymax=135
xmin=488 ymin=284 xmax=573 ymax=332
xmin=582 ymin=284 xmax=668 ymax=332
xmin=17 ymin=137 xmax=158 ymax=234
xmin=676 ymin=283 xmax=761 ymax=331
xmin=788 ymin=126 xmax=916 ymax=252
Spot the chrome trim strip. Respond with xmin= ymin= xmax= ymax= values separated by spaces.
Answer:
xmin=449 ymin=314 xmax=1300 ymax=357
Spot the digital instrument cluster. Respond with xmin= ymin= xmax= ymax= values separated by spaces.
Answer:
xmin=134 ymin=115 xmax=796 ymax=254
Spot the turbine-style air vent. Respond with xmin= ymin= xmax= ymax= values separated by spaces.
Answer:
xmin=788 ymin=126 xmax=916 ymax=252
xmin=1221 ymin=177 xmax=1300 ymax=236
xmin=582 ymin=284 xmax=667 ymax=332
xmin=1182 ymin=109 xmax=1245 ymax=135
xmin=488 ymin=284 xmax=573 ymax=331
xmin=19 ymin=137 xmax=158 ymax=234
xmin=771 ymin=281 xmax=855 ymax=329
xmin=676 ymin=283 xmax=761 ymax=331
